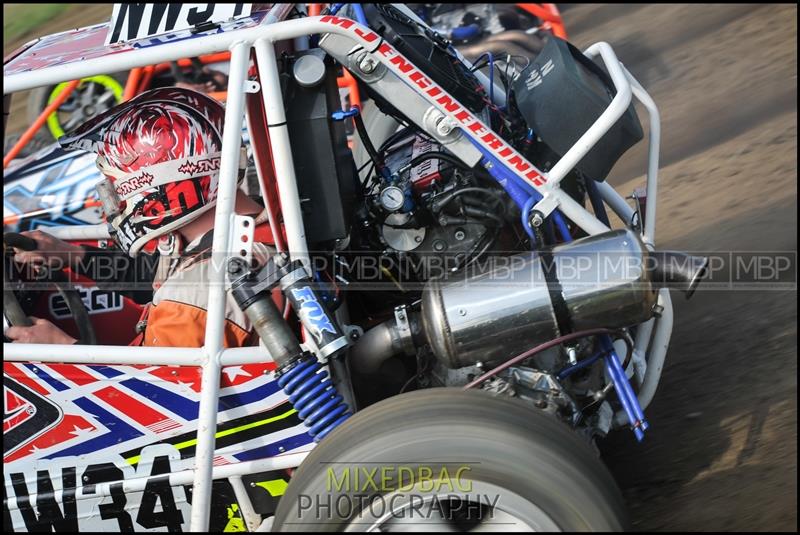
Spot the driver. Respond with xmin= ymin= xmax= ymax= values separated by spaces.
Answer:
xmin=6 ymin=87 xmax=271 ymax=348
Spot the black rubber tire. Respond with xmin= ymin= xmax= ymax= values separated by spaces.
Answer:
xmin=273 ymin=388 xmax=629 ymax=531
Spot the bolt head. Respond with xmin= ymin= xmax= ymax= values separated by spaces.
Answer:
xmin=454 ymin=230 xmax=466 ymax=241
xmin=436 ymin=119 xmax=453 ymax=136
xmin=358 ymin=54 xmax=377 ymax=74
xmin=228 ymin=259 xmax=245 ymax=275
xmin=530 ymin=213 xmax=544 ymax=228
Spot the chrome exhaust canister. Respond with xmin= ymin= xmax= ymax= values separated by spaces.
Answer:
xmin=420 ymin=229 xmax=707 ymax=369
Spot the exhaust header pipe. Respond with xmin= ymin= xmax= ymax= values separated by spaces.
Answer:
xmin=351 ymin=229 xmax=708 ymax=372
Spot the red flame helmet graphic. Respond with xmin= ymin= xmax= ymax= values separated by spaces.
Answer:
xmin=60 ymin=87 xmax=246 ymax=256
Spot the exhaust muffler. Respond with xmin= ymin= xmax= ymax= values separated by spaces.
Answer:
xmin=351 ymin=229 xmax=708 ymax=372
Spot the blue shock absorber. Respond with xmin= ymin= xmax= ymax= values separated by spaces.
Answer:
xmin=278 ymin=356 xmax=352 ymax=442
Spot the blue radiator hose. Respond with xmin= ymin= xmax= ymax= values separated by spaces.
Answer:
xmin=329 ymin=3 xmax=369 ymax=26
xmin=451 ymin=24 xmax=481 ymax=41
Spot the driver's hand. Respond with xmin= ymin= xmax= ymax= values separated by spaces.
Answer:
xmin=12 ymin=230 xmax=85 ymax=270
xmin=5 ymin=316 xmax=77 ymax=344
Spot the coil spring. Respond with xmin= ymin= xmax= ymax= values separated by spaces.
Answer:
xmin=277 ymin=356 xmax=351 ymax=442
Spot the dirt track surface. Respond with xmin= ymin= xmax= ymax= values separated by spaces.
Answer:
xmin=3 ymin=3 xmax=798 ymax=532
xmin=561 ymin=3 xmax=797 ymax=531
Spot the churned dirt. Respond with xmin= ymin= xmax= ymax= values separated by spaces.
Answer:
xmin=561 ymin=3 xmax=797 ymax=531
xmin=4 ymin=3 xmax=797 ymax=531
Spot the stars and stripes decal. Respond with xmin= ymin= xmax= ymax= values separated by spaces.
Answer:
xmin=3 ymin=360 xmax=314 ymax=467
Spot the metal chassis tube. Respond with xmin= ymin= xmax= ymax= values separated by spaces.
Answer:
xmin=2 ymin=451 xmax=308 ymax=514
xmin=3 ymin=343 xmax=275 ymax=366
xmin=3 ymin=10 xmax=675 ymax=527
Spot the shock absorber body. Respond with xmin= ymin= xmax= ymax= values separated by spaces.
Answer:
xmin=229 ymin=257 xmax=351 ymax=442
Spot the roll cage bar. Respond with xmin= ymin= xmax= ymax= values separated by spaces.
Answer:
xmin=3 ymin=4 xmax=672 ymax=531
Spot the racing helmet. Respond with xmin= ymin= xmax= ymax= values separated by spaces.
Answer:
xmin=59 ymin=87 xmax=246 ymax=256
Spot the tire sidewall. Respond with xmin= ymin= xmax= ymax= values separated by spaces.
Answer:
xmin=273 ymin=388 xmax=629 ymax=532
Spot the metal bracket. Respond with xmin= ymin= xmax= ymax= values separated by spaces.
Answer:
xmin=225 ymin=214 xmax=255 ymax=288
xmin=244 ymin=80 xmax=260 ymax=93
xmin=422 ymin=106 xmax=461 ymax=145
xmin=343 ymin=324 xmax=364 ymax=344
xmin=345 ymin=46 xmax=387 ymax=83
xmin=232 ymin=214 xmax=255 ymax=264
xmin=530 ymin=193 xmax=559 ymax=220
xmin=394 ymin=305 xmax=416 ymax=357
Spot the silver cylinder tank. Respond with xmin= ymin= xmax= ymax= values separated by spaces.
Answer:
xmin=420 ymin=229 xmax=657 ymax=368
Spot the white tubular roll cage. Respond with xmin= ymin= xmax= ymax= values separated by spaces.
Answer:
xmin=3 ymin=4 xmax=673 ymax=531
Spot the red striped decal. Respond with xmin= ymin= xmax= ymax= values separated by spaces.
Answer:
xmin=94 ymin=386 xmax=172 ymax=428
xmin=43 ymin=364 xmax=98 ymax=386
xmin=3 ymin=363 xmax=50 ymax=396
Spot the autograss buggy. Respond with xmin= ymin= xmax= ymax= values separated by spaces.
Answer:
xmin=3 ymin=3 xmax=708 ymax=532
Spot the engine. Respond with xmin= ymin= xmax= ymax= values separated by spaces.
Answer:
xmin=312 ymin=4 xmax=708 ymax=437
xmin=354 ymin=130 xmax=511 ymax=282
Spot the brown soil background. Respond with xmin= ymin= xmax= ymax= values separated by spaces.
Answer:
xmin=4 ymin=3 xmax=797 ymax=531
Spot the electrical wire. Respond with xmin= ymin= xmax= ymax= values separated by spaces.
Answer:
xmin=459 ymin=227 xmax=500 ymax=270
xmin=352 ymin=110 xmax=388 ymax=180
xmin=399 ymin=352 xmax=432 ymax=394
xmin=436 ymin=187 xmax=507 ymax=213
xmin=406 ymin=151 xmax=470 ymax=171
xmin=463 ymin=328 xmax=621 ymax=389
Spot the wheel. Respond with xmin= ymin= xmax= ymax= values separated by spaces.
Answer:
xmin=26 ymin=74 xmax=125 ymax=142
xmin=273 ymin=388 xmax=629 ymax=531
